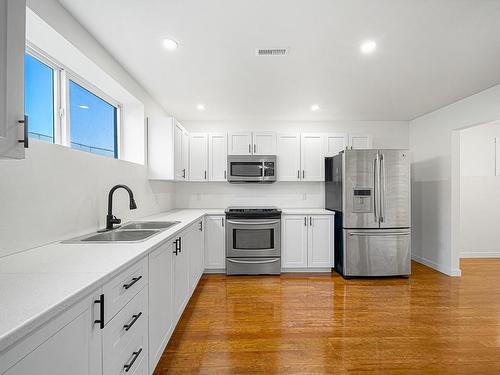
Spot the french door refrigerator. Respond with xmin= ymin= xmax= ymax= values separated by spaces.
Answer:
xmin=325 ymin=149 xmax=411 ymax=277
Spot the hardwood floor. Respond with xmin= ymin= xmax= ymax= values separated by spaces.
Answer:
xmin=153 ymin=259 xmax=500 ymax=374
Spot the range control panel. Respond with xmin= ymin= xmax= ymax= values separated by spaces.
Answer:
xmin=352 ymin=188 xmax=373 ymax=213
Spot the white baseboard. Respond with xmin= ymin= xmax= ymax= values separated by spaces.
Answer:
xmin=412 ymin=254 xmax=462 ymax=277
xmin=461 ymin=252 xmax=500 ymax=258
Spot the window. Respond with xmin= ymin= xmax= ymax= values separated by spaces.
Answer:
xmin=69 ymin=80 xmax=118 ymax=158
xmin=23 ymin=45 xmax=121 ymax=158
xmin=24 ymin=54 xmax=55 ymax=143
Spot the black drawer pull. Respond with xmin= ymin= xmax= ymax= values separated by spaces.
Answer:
xmin=123 ymin=348 xmax=142 ymax=372
xmin=123 ymin=275 xmax=142 ymax=290
xmin=93 ymin=294 xmax=105 ymax=329
xmin=123 ymin=312 xmax=142 ymax=331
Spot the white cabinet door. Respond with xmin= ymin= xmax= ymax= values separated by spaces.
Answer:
xmin=182 ymin=129 xmax=190 ymax=179
xmin=205 ymin=215 xmax=225 ymax=270
xmin=3 ymin=292 xmax=101 ymax=375
xmin=174 ymin=122 xmax=184 ymax=180
xmin=325 ymin=133 xmax=347 ymax=157
xmin=228 ymin=131 xmax=252 ymax=155
xmin=349 ymin=134 xmax=372 ymax=149
xmin=253 ymin=131 xmax=276 ymax=155
xmin=281 ymin=215 xmax=308 ymax=268
xmin=148 ymin=242 xmax=174 ymax=372
xmin=189 ymin=220 xmax=204 ymax=292
xmin=173 ymin=231 xmax=189 ymax=320
xmin=209 ymin=133 xmax=227 ymax=181
xmin=301 ymin=133 xmax=325 ymax=181
xmin=0 ymin=0 xmax=26 ymax=159
xmin=277 ymin=133 xmax=301 ymax=181
xmin=189 ymin=133 xmax=208 ymax=181
xmin=307 ymin=215 xmax=333 ymax=268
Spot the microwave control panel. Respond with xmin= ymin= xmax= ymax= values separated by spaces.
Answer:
xmin=352 ymin=188 xmax=373 ymax=213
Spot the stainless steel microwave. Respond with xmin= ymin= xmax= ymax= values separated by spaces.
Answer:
xmin=227 ymin=155 xmax=277 ymax=183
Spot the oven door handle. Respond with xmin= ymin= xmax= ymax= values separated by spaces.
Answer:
xmin=227 ymin=258 xmax=280 ymax=264
xmin=226 ymin=220 xmax=280 ymax=225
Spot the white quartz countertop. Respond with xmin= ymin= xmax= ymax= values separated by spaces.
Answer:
xmin=281 ymin=208 xmax=334 ymax=215
xmin=0 ymin=207 xmax=329 ymax=352
xmin=0 ymin=209 xmax=221 ymax=352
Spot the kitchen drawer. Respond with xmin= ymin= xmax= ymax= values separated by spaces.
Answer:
xmin=103 ymin=287 xmax=147 ymax=375
xmin=103 ymin=257 xmax=148 ymax=323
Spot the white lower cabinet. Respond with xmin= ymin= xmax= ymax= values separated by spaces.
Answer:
xmin=281 ymin=215 xmax=308 ymax=268
xmin=1 ymin=291 xmax=102 ymax=375
xmin=148 ymin=242 xmax=174 ymax=372
xmin=103 ymin=288 xmax=148 ymax=375
xmin=189 ymin=219 xmax=205 ymax=292
xmin=204 ymin=215 xmax=225 ymax=270
xmin=282 ymin=214 xmax=334 ymax=270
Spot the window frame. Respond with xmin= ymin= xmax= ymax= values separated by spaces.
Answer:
xmin=25 ymin=45 xmax=60 ymax=144
xmin=25 ymin=42 xmax=122 ymax=159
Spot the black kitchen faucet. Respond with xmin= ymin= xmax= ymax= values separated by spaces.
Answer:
xmin=103 ymin=184 xmax=137 ymax=231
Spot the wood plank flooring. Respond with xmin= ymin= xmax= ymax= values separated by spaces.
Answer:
xmin=153 ymin=259 xmax=500 ymax=374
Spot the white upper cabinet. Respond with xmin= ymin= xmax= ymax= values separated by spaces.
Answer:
xmin=325 ymin=133 xmax=347 ymax=157
xmin=148 ymin=117 xmax=189 ymax=181
xmin=300 ymin=133 xmax=325 ymax=181
xmin=189 ymin=133 xmax=208 ymax=181
xmin=0 ymin=0 xmax=26 ymax=159
xmin=228 ymin=131 xmax=277 ymax=155
xmin=228 ymin=131 xmax=253 ymax=155
xmin=349 ymin=134 xmax=372 ymax=149
xmin=277 ymin=133 xmax=301 ymax=181
xmin=209 ymin=133 xmax=227 ymax=181
xmin=307 ymin=215 xmax=333 ymax=268
xmin=253 ymin=131 xmax=277 ymax=155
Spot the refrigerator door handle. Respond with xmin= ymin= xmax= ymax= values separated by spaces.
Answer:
xmin=373 ymin=155 xmax=378 ymax=222
xmin=380 ymin=153 xmax=385 ymax=223
xmin=349 ymin=231 xmax=410 ymax=237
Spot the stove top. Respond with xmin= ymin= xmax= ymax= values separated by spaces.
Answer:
xmin=225 ymin=206 xmax=282 ymax=218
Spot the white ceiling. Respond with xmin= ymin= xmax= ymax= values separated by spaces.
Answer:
xmin=58 ymin=0 xmax=500 ymax=121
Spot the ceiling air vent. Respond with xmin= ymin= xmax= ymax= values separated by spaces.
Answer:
xmin=256 ymin=47 xmax=289 ymax=56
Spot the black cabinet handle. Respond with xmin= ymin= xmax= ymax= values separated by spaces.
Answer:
xmin=204 ymin=170 xmax=207 ymax=180
xmin=199 ymin=221 xmax=203 ymax=231
xmin=221 ymin=218 xmax=224 ymax=227
xmin=123 ymin=312 xmax=142 ymax=331
xmin=94 ymin=294 xmax=104 ymax=329
xmin=178 ymin=237 xmax=182 ymax=252
xmin=173 ymin=239 xmax=179 ymax=255
xmin=18 ymin=115 xmax=29 ymax=148
xmin=182 ymin=168 xmax=186 ymax=178
xmin=123 ymin=348 xmax=142 ymax=372
xmin=224 ymin=170 xmax=227 ymax=179
xmin=123 ymin=276 xmax=142 ymax=290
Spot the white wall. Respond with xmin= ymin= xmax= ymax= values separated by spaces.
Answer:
xmin=410 ymin=83 xmax=500 ymax=276
xmin=178 ymin=120 xmax=409 ymax=208
xmin=459 ymin=122 xmax=500 ymax=258
xmin=0 ymin=1 xmax=175 ymax=257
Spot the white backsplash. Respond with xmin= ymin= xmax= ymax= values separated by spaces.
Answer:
xmin=174 ymin=181 xmax=324 ymax=209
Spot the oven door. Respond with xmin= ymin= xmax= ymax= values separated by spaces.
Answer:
xmin=226 ymin=218 xmax=281 ymax=258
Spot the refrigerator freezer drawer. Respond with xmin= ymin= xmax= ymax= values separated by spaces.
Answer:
xmin=343 ymin=229 xmax=411 ymax=277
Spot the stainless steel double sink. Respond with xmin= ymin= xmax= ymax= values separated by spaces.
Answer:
xmin=63 ymin=221 xmax=180 ymax=243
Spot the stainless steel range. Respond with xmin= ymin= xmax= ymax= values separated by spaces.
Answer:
xmin=225 ymin=207 xmax=281 ymax=275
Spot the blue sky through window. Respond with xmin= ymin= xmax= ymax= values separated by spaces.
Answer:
xmin=24 ymin=54 xmax=55 ymax=142
xmin=69 ymin=80 xmax=117 ymax=158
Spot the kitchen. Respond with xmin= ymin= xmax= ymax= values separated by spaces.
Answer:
xmin=1 ymin=0 xmax=500 ymax=374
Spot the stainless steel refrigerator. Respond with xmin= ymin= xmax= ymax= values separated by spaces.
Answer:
xmin=325 ymin=149 xmax=411 ymax=277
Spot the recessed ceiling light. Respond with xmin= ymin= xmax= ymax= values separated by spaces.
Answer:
xmin=79 ymin=105 xmax=89 ymax=109
xmin=310 ymin=104 xmax=320 ymax=112
xmin=360 ymin=40 xmax=377 ymax=54
xmin=196 ymin=104 xmax=205 ymax=111
xmin=163 ymin=39 xmax=179 ymax=50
